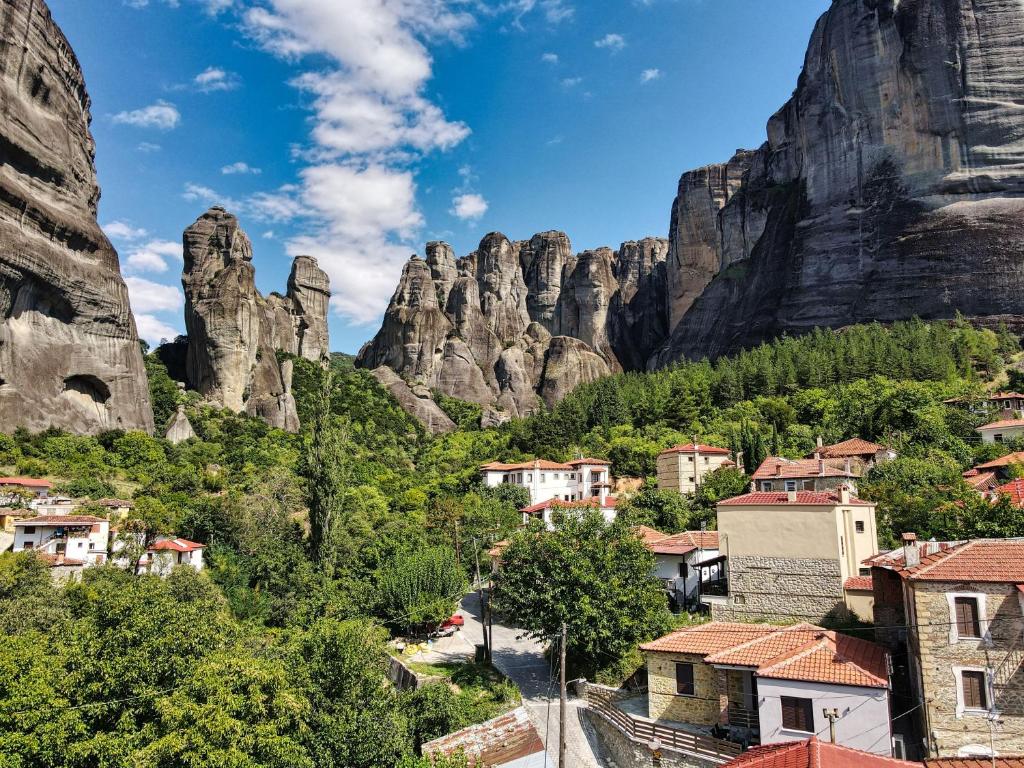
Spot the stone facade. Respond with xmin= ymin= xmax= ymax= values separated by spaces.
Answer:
xmin=647 ymin=651 xmax=720 ymax=724
xmin=710 ymin=556 xmax=848 ymax=623
xmin=911 ymin=582 xmax=1024 ymax=757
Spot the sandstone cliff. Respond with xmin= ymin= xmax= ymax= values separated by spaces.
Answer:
xmin=654 ymin=0 xmax=1024 ymax=363
xmin=357 ymin=232 xmax=667 ymax=429
xmin=180 ymin=207 xmax=330 ymax=432
xmin=0 ymin=0 xmax=154 ymax=434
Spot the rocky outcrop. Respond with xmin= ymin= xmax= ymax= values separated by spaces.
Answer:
xmin=369 ymin=366 xmax=455 ymax=435
xmin=358 ymin=232 xmax=666 ymax=426
xmin=179 ymin=207 xmax=329 ymax=431
xmin=164 ymin=405 xmax=196 ymax=445
xmin=655 ymin=0 xmax=1024 ymax=363
xmin=0 ymin=0 xmax=154 ymax=434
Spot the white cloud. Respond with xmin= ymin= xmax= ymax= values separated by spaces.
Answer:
xmin=640 ymin=68 xmax=662 ymax=83
xmin=112 ymin=100 xmax=180 ymax=130
xmin=137 ymin=142 xmax=162 ymax=152
xmin=262 ymin=230 xmax=276 ymax=239
xmin=135 ymin=314 xmax=182 ymax=348
xmin=221 ymin=161 xmax=261 ymax=175
xmin=103 ymin=220 xmax=148 ymax=241
xmin=125 ymin=276 xmax=184 ymax=313
xmin=194 ymin=66 xmax=241 ymax=92
xmin=594 ymin=33 xmax=625 ymax=51
xmin=560 ymin=77 xmax=582 ymax=88
xmin=450 ymin=193 xmax=488 ymax=222
xmin=501 ymin=0 xmax=574 ymax=26
xmin=125 ymin=240 xmax=182 ymax=273
xmin=541 ymin=52 xmax=558 ymax=64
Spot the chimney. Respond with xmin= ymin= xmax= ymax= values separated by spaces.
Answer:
xmin=787 ymin=489 xmax=797 ymax=503
xmin=816 ymin=451 xmax=824 ymax=475
xmin=926 ymin=537 xmax=940 ymax=555
xmin=838 ymin=484 xmax=850 ymax=504
xmin=817 ymin=435 xmax=824 ymax=449
xmin=844 ymin=456 xmax=852 ymax=475
xmin=902 ymin=532 xmax=920 ymax=568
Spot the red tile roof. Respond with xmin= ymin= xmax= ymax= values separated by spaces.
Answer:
xmin=0 ymin=477 xmax=53 ymax=488
xmin=567 ymin=457 xmax=611 ymax=466
xmin=896 ymin=539 xmax=1024 ymax=583
xmin=843 ymin=576 xmax=873 ymax=591
xmin=422 ymin=706 xmax=544 ymax=766
xmin=997 ymin=479 xmax=1024 ymax=505
xmin=726 ymin=738 xmax=917 ymax=767
xmin=752 ymin=457 xmax=855 ymax=481
xmin=643 ymin=622 xmax=888 ymax=689
xmin=963 ymin=469 xmax=998 ymax=491
xmin=719 ymin=490 xmax=872 ymax=507
xmin=487 ymin=539 xmax=510 ymax=558
xmin=812 ymin=439 xmax=889 ymax=459
xmin=14 ymin=515 xmax=106 ymax=525
xmin=658 ymin=443 xmax=732 ymax=457
xmin=632 ymin=527 xmax=720 ymax=555
xmin=924 ymin=759 xmax=1024 ymax=768
xmin=150 ymin=537 xmax=204 ymax=553
xmin=977 ymin=419 xmax=1024 ymax=431
xmin=975 ymin=452 xmax=1024 ymax=470
xmin=481 ymin=459 xmax=573 ymax=471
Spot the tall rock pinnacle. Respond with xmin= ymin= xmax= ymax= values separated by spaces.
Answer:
xmin=0 ymin=0 xmax=154 ymax=434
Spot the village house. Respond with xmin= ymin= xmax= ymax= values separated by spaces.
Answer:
xmin=870 ymin=536 xmax=1024 ymax=760
xmin=751 ymin=456 xmax=860 ymax=493
xmin=641 ymin=622 xmax=892 ymax=754
xmin=963 ymin=468 xmax=1000 ymax=493
xmin=112 ymin=534 xmax=206 ymax=577
xmin=708 ymin=487 xmax=879 ymax=623
xmin=977 ymin=419 xmax=1024 ymax=445
xmin=480 ymin=457 xmax=613 ymax=505
xmin=92 ymin=498 xmax=134 ymax=517
xmin=724 ymin=738 xmax=920 ymax=766
xmin=518 ymin=495 xmax=618 ymax=529
xmin=12 ymin=514 xmax=110 ymax=576
xmin=656 ymin=443 xmax=736 ymax=495
xmin=634 ymin=525 xmax=723 ymax=611
xmin=806 ymin=437 xmax=897 ymax=469
xmin=945 ymin=392 xmax=1024 ymax=418
xmin=0 ymin=476 xmax=52 ymax=502
xmin=973 ymin=452 xmax=1024 ymax=479
xmin=29 ymin=495 xmax=77 ymax=516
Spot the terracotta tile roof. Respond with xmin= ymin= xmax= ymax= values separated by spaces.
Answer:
xmin=726 ymin=737 xmax=917 ymax=767
xmin=519 ymin=497 xmax=617 ymax=514
xmin=14 ymin=515 xmax=106 ymax=525
xmin=963 ymin=469 xmax=998 ymax=491
xmin=862 ymin=541 xmax=961 ymax=568
xmin=843 ymin=576 xmax=873 ymax=591
xmin=924 ymin=759 xmax=1024 ymax=768
xmin=34 ymin=553 xmax=87 ymax=567
xmin=93 ymin=498 xmax=133 ymax=508
xmin=718 ymin=490 xmax=872 ymax=507
xmin=567 ymin=457 xmax=611 ymax=466
xmin=977 ymin=419 xmax=1024 ymax=431
xmin=0 ymin=477 xmax=53 ymax=488
xmin=812 ymin=438 xmax=889 ymax=459
xmin=632 ymin=527 xmax=720 ymax=555
xmin=897 ymin=539 xmax=1024 ymax=583
xmin=658 ymin=443 xmax=732 ymax=457
xmin=641 ymin=622 xmax=777 ymax=655
xmin=486 ymin=539 xmax=510 ymax=558
xmin=752 ymin=457 xmax=855 ymax=481
xmin=632 ymin=525 xmax=668 ymax=545
xmin=644 ymin=622 xmax=888 ymax=689
xmin=675 ymin=530 xmax=719 ymax=550
xmin=997 ymin=479 xmax=1024 ymax=505
xmin=480 ymin=459 xmax=573 ymax=471
xmin=975 ymin=452 xmax=1024 ymax=470
xmin=422 ymin=706 xmax=544 ymax=766
xmin=150 ymin=537 xmax=204 ymax=553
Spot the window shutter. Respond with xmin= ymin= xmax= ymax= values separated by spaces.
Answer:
xmin=675 ymin=662 xmax=694 ymax=696
xmin=781 ymin=696 xmax=813 ymax=732
xmin=955 ymin=597 xmax=981 ymax=638
xmin=962 ymin=671 xmax=987 ymax=710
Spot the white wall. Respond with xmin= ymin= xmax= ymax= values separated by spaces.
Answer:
xmin=483 ymin=465 xmax=609 ymax=505
xmin=756 ymin=678 xmax=891 ymax=756
xmin=979 ymin=425 xmax=1024 ymax=444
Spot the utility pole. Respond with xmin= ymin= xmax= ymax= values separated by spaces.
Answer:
xmin=473 ymin=538 xmax=490 ymax=662
xmin=559 ymin=621 xmax=568 ymax=768
xmin=822 ymin=708 xmax=840 ymax=743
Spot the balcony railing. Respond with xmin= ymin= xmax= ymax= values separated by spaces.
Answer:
xmin=701 ymin=579 xmax=728 ymax=597
xmin=727 ymin=703 xmax=759 ymax=731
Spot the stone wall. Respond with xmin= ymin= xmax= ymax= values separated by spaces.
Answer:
xmin=646 ymin=652 xmax=720 ymax=725
xmin=912 ymin=582 xmax=1024 ymax=757
xmin=582 ymin=708 xmax=717 ymax=768
xmin=710 ymin=555 xmax=849 ymax=623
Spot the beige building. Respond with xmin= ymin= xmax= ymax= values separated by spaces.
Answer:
xmin=641 ymin=622 xmax=891 ymax=754
xmin=708 ymin=487 xmax=879 ymax=623
xmin=870 ymin=536 xmax=1024 ymax=760
xmin=656 ymin=443 xmax=734 ymax=495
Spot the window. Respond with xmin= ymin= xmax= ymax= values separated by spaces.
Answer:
xmin=704 ymin=457 xmax=710 ymax=464
xmin=954 ymin=597 xmax=982 ymax=638
xmin=855 ymin=520 xmax=865 ymax=533
xmin=540 ymin=474 xmax=546 ymax=482
xmin=56 ymin=543 xmax=66 ymax=554
xmin=527 ymin=474 xmax=532 ymax=482
xmin=24 ymin=526 xmax=35 ymax=534
xmin=760 ymin=481 xmax=772 ymax=491
xmin=859 ymin=567 xmax=870 ymax=576
xmin=781 ymin=696 xmax=814 ymax=733
xmin=23 ymin=541 xmax=34 ymax=550
xmin=678 ymin=562 xmax=688 ymax=578
xmin=675 ymin=662 xmax=695 ymax=696
xmin=89 ymin=542 xmax=96 ymax=550
xmin=995 ymin=433 xmax=1004 ymax=443
xmin=784 ymin=480 xmax=798 ymax=491
xmin=687 ymin=456 xmax=694 ymax=463
xmin=961 ymin=670 xmax=988 ymax=710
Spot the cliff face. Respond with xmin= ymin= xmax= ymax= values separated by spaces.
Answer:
xmin=181 ymin=207 xmax=330 ymax=432
xmin=357 ymin=232 xmax=668 ymax=430
xmin=655 ymin=0 xmax=1024 ymax=363
xmin=0 ymin=0 xmax=154 ymax=434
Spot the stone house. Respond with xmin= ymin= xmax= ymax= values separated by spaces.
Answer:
xmin=751 ymin=456 xmax=859 ymax=493
xmin=481 ymin=457 xmax=613 ymax=506
xmin=708 ymin=487 xmax=880 ymax=623
xmin=976 ymin=419 xmax=1024 ymax=445
xmin=870 ymin=536 xmax=1024 ymax=760
xmin=641 ymin=622 xmax=892 ymax=754
xmin=807 ymin=437 xmax=897 ymax=469
xmin=656 ymin=443 xmax=736 ymax=495
xmin=634 ymin=526 xmax=723 ymax=611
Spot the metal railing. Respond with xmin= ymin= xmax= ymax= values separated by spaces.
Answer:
xmin=702 ymin=579 xmax=728 ymax=597
xmin=727 ymin=703 xmax=759 ymax=730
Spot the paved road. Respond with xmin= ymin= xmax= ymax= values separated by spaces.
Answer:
xmin=458 ymin=592 xmax=608 ymax=767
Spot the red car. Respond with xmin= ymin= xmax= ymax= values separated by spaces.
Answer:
xmin=440 ymin=615 xmax=465 ymax=630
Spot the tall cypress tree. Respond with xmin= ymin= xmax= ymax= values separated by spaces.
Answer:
xmin=302 ymin=367 xmax=348 ymax=576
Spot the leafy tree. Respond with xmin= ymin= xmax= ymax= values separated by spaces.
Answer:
xmin=145 ymin=354 xmax=182 ymax=429
xmin=116 ymin=496 xmax=175 ymax=574
xmin=692 ymin=467 xmax=750 ymax=521
xmin=375 ymin=547 xmax=467 ymax=634
xmin=494 ymin=510 xmax=671 ymax=676
xmin=615 ymin=483 xmax=693 ymax=532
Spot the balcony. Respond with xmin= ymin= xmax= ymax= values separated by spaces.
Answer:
xmin=701 ymin=578 xmax=728 ymax=597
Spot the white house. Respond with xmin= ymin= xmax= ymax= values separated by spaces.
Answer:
xmin=112 ymin=534 xmax=205 ymax=577
xmin=634 ymin=526 xmax=723 ymax=611
xmin=29 ymin=495 xmax=78 ymax=516
xmin=0 ymin=476 xmax=52 ymax=502
xmin=13 ymin=514 xmax=109 ymax=568
xmin=519 ymin=496 xmax=618 ymax=529
xmin=976 ymin=418 xmax=1024 ymax=444
xmin=481 ymin=458 xmax=613 ymax=506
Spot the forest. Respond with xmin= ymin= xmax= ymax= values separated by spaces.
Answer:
xmin=2 ymin=317 xmax=1023 ymax=766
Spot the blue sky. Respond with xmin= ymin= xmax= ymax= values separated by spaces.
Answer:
xmin=48 ymin=0 xmax=830 ymax=354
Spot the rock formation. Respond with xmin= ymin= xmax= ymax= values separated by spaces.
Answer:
xmin=180 ymin=207 xmax=330 ymax=432
xmin=357 ymin=232 xmax=666 ymax=428
xmin=654 ymin=0 xmax=1024 ymax=363
xmin=164 ymin=405 xmax=196 ymax=445
xmin=0 ymin=0 xmax=154 ymax=434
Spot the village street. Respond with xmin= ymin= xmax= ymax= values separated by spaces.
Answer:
xmin=458 ymin=593 xmax=608 ymax=768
